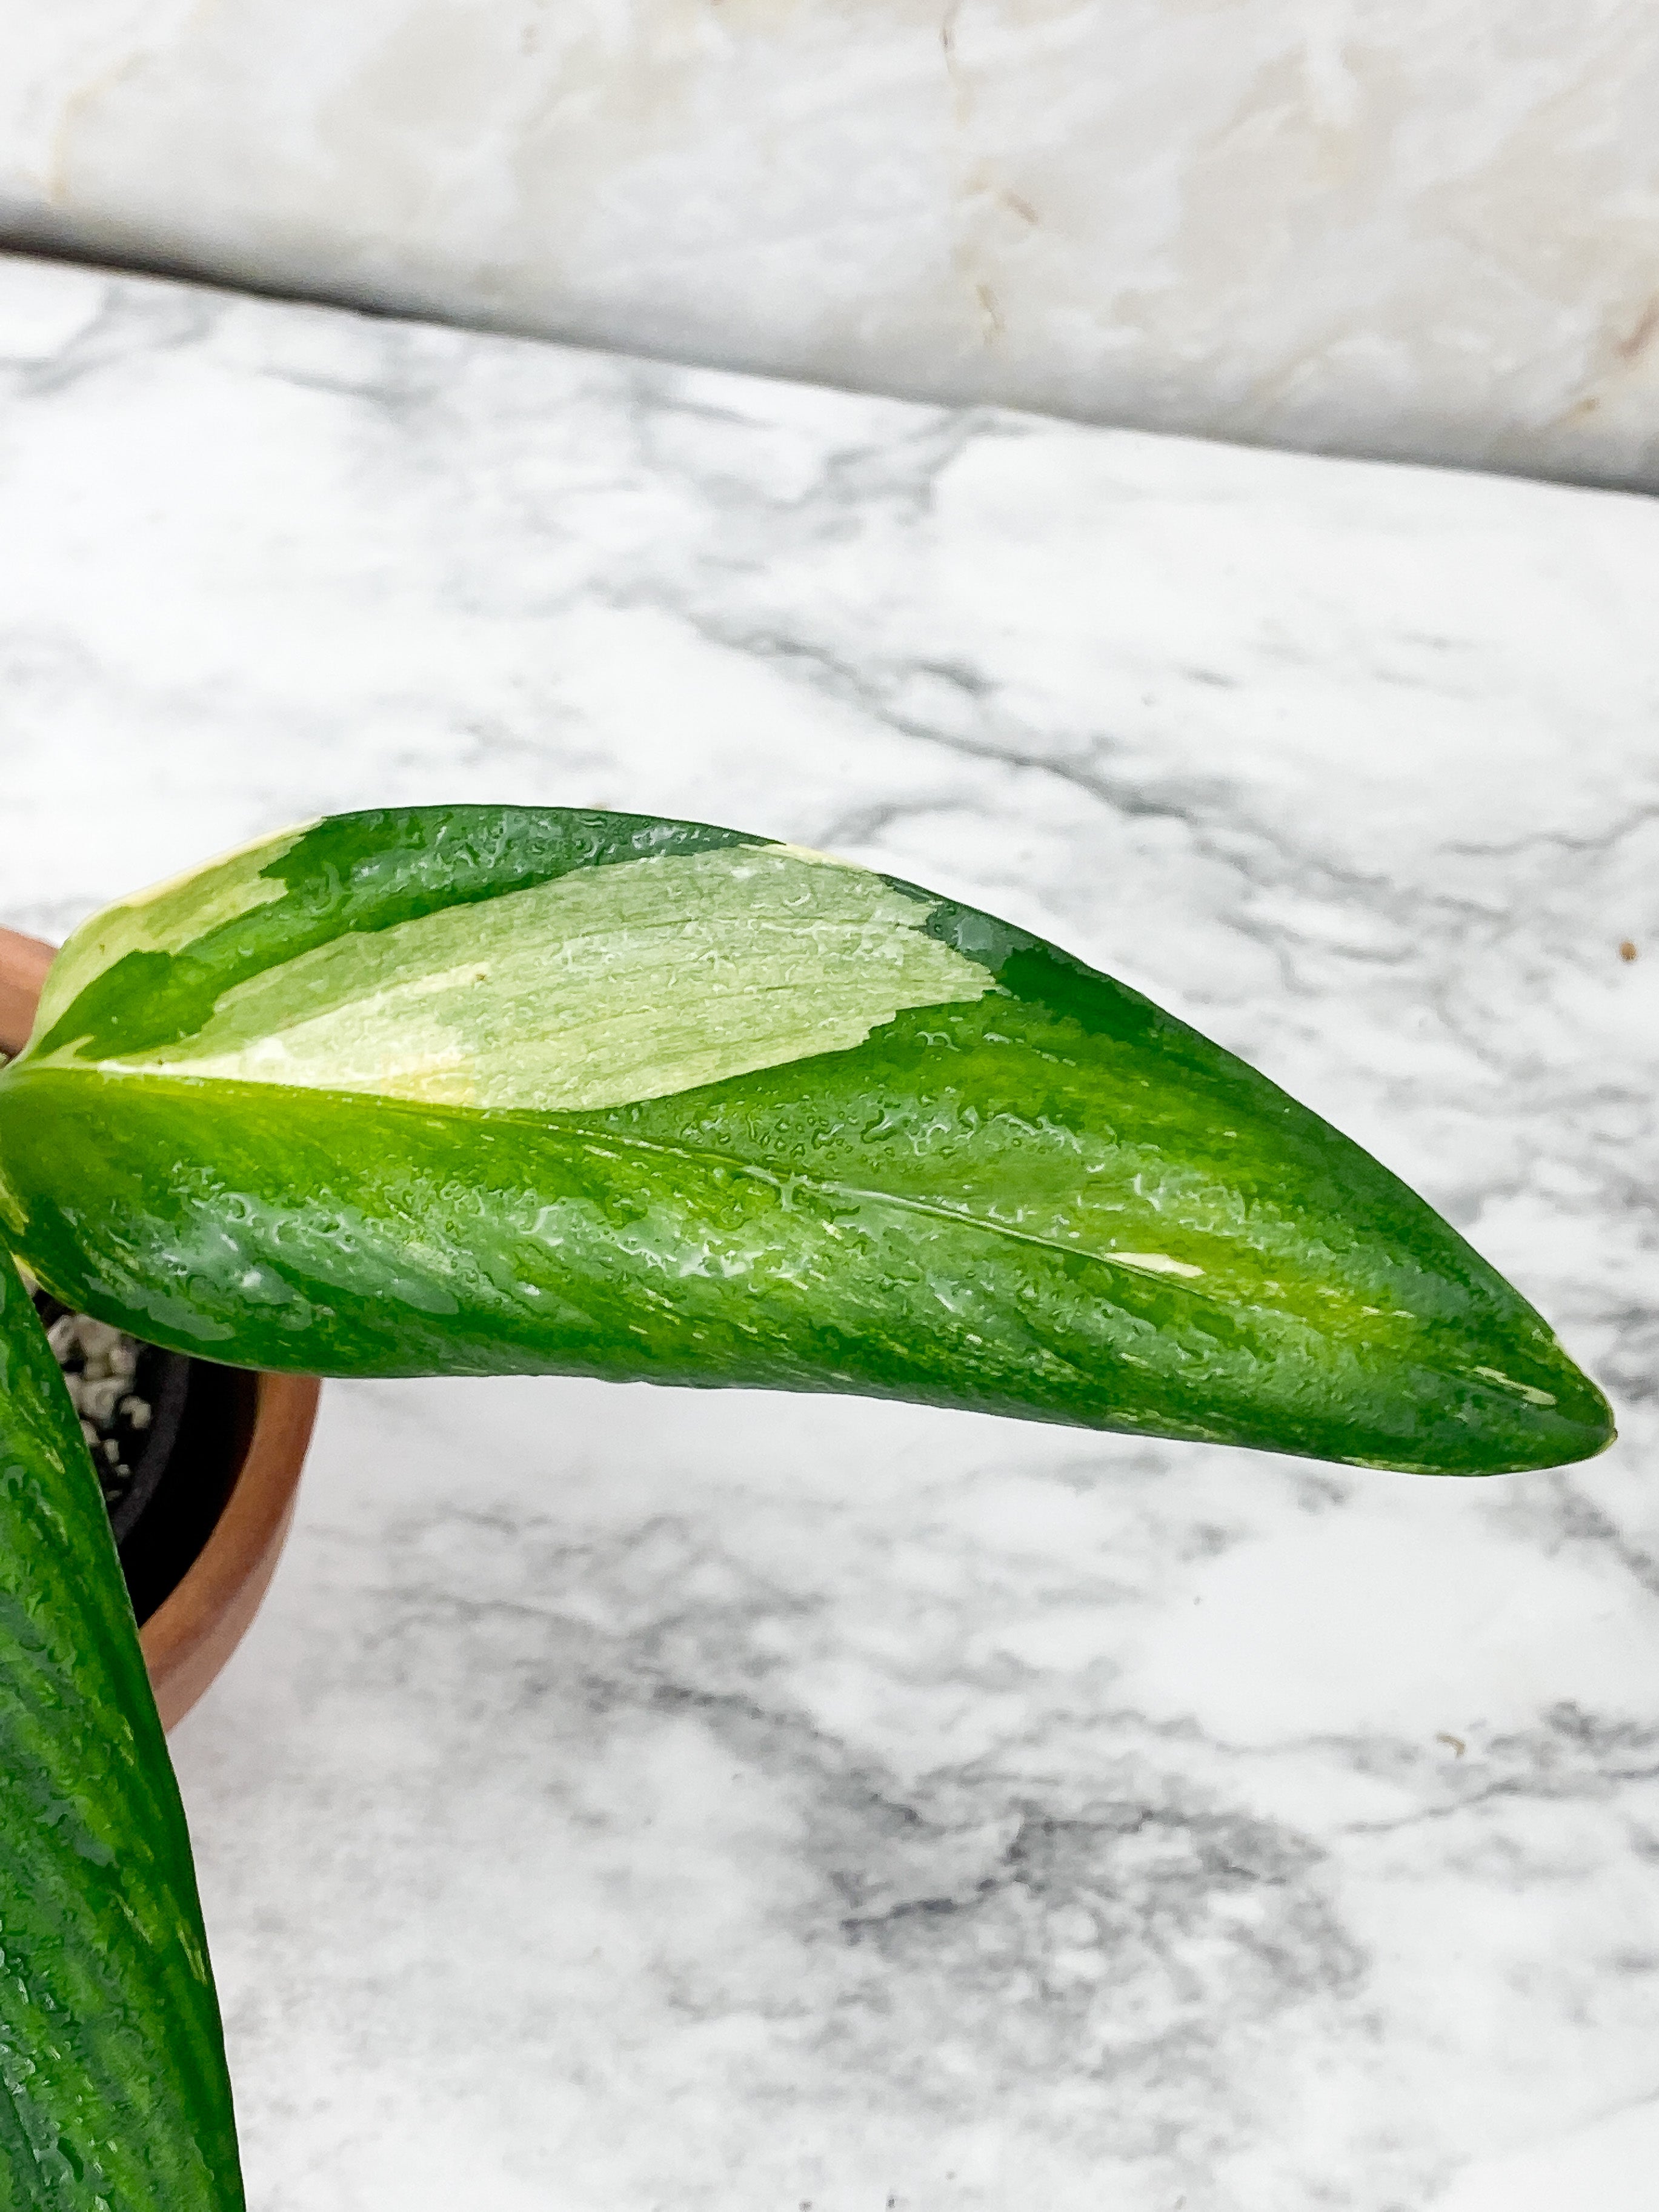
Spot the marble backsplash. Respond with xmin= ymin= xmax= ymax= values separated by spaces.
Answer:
xmin=4 ymin=1 xmax=1658 ymax=490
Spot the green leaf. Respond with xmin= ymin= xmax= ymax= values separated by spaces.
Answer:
xmin=0 ymin=1255 xmax=242 ymax=2209
xmin=0 ymin=805 xmax=1612 ymax=1474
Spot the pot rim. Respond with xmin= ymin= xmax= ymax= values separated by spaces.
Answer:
xmin=0 ymin=922 xmax=319 ymax=1730
xmin=142 ymin=1370 xmax=319 ymax=1731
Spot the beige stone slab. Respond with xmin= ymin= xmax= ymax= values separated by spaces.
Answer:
xmin=2 ymin=2 xmax=1657 ymax=487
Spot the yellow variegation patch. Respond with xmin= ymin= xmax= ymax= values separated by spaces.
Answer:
xmin=71 ymin=845 xmax=992 ymax=1113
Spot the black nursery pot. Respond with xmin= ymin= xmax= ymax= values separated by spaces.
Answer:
xmin=2 ymin=925 xmax=320 ymax=1730
xmin=36 ymin=1294 xmax=255 ymax=1622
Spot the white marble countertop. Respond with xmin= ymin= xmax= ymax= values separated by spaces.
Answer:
xmin=2 ymin=249 xmax=1657 ymax=2212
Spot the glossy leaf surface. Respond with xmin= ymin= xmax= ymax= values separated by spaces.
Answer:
xmin=0 ymin=1255 xmax=242 ymax=2209
xmin=0 ymin=805 xmax=1612 ymax=1473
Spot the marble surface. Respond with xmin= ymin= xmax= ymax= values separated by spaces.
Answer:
xmin=5 ymin=4 xmax=1659 ymax=490
xmin=2 ymin=249 xmax=1659 ymax=2210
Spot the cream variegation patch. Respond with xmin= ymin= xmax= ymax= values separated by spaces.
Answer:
xmin=30 ymin=820 xmax=315 ymax=1051
xmin=84 ymin=845 xmax=992 ymax=1112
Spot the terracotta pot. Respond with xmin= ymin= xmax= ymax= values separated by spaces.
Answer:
xmin=0 ymin=926 xmax=318 ymax=1730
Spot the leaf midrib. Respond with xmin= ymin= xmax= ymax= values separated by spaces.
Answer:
xmin=27 ymin=1068 xmax=1268 ymax=1319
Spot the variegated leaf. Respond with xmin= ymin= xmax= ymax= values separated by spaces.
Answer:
xmin=0 ymin=806 xmax=1611 ymax=1473
xmin=0 ymin=1254 xmax=242 ymax=2209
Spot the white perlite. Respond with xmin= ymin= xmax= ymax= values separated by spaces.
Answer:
xmin=47 ymin=1310 xmax=150 ymax=1481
